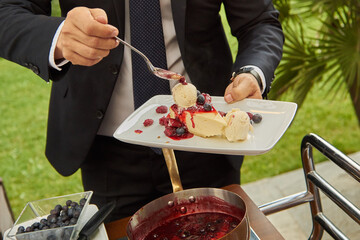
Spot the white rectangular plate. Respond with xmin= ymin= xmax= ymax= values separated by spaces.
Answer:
xmin=113 ymin=95 xmax=297 ymax=155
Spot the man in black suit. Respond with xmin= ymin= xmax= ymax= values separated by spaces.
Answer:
xmin=0 ymin=0 xmax=283 ymax=221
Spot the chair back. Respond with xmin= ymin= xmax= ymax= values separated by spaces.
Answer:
xmin=0 ymin=178 xmax=14 ymax=240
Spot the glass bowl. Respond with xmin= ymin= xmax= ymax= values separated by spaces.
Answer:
xmin=6 ymin=191 xmax=93 ymax=240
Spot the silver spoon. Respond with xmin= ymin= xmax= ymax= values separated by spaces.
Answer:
xmin=115 ymin=36 xmax=185 ymax=83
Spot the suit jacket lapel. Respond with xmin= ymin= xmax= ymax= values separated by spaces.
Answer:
xmin=171 ymin=0 xmax=186 ymax=57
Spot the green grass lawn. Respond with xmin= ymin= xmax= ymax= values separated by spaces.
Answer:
xmin=0 ymin=59 xmax=83 ymax=217
xmin=0 ymin=5 xmax=359 ymax=219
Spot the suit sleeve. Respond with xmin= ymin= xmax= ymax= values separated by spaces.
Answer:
xmin=224 ymin=0 xmax=284 ymax=96
xmin=0 ymin=0 xmax=65 ymax=81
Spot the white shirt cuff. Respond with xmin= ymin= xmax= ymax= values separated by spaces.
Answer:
xmin=49 ymin=21 xmax=69 ymax=71
xmin=242 ymin=65 xmax=266 ymax=94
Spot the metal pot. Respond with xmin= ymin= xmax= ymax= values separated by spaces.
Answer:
xmin=126 ymin=148 xmax=250 ymax=240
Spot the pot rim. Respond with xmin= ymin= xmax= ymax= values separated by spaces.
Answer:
xmin=126 ymin=187 xmax=250 ymax=240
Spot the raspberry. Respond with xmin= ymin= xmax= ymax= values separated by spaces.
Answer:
xmin=247 ymin=112 xmax=253 ymax=120
xmin=159 ymin=116 xmax=169 ymax=126
xmin=156 ymin=105 xmax=168 ymax=114
xmin=179 ymin=76 xmax=187 ymax=85
xmin=167 ymin=118 xmax=182 ymax=128
xmin=218 ymin=111 xmax=227 ymax=117
xmin=164 ymin=126 xmax=177 ymax=137
xmin=203 ymin=93 xmax=212 ymax=103
xmin=143 ymin=119 xmax=154 ymax=127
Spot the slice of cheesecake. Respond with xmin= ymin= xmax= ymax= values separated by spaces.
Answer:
xmin=169 ymin=102 xmax=226 ymax=138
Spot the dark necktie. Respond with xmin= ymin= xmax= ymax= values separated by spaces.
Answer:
xmin=130 ymin=0 xmax=170 ymax=110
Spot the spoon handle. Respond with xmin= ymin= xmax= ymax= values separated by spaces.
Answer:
xmin=115 ymin=36 xmax=155 ymax=72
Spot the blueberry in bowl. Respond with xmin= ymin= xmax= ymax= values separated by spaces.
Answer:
xmin=7 ymin=191 xmax=93 ymax=240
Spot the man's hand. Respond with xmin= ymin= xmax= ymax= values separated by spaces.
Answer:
xmin=224 ymin=73 xmax=262 ymax=103
xmin=55 ymin=7 xmax=119 ymax=66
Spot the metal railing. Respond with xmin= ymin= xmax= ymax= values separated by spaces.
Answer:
xmin=258 ymin=133 xmax=360 ymax=240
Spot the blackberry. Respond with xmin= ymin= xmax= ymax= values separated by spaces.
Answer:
xmin=48 ymin=215 xmax=57 ymax=224
xmin=61 ymin=214 xmax=69 ymax=222
xmin=38 ymin=223 xmax=45 ymax=230
xmin=196 ymin=94 xmax=205 ymax=105
xmin=17 ymin=226 xmax=25 ymax=234
xmin=175 ymin=127 xmax=185 ymax=136
xmin=252 ymin=113 xmax=262 ymax=123
xmin=79 ymin=198 xmax=87 ymax=206
xmin=54 ymin=204 xmax=62 ymax=212
xmin=49 ymin=223 xmax=58 ymax=229
xmin=75 ymin=205 xmax=83 ymax=212
xmin=62 ymin=205 xmax=68 ymax=212
xmin=31 ymin=222 xmax=40 ymax=229
xmin=70 ymin=201 xmax=78 ymax=208
xmin=50 ymin=208 xmax=60 ymax=216
xmin=69 ymin=217 xmax=78 ymax=225
xmin=67 ymin=208 xmax=74 ymax=218
xmin=203 ymin=103 xmax=212 ymax=111
xmin=73 ymin=209 xmax=81 ymax=218
xmin=40 ymin=218 xmax=47 ymax=225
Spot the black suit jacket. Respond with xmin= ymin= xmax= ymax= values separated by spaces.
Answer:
xmin=0 ymin=0 xmax=283 ymax=176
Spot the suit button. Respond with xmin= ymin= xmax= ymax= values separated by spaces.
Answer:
xmin=96 ymin=110 xmax=104 ymax=119
xmin=32 ymin=66 xmax=40 ymax=75
xmin=109 ymin=65 xmax=119 ymax=75
xmin=28 ymin=63 xmax=40 ymax=75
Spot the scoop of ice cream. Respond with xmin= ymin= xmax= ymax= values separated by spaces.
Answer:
xmin=224 ymin=109 xmax=252 ymax=142
xmin=171 ymin=83 xmax=197 ymax=108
